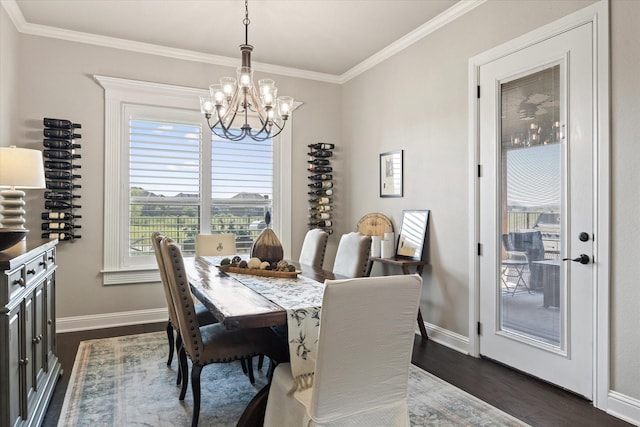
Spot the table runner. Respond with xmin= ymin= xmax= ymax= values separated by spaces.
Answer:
xmin=225 ymin=272 xmax=324 ymax=391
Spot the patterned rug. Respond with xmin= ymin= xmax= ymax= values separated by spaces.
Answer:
xmin=57 ymin=332 xmax=527 ymax=427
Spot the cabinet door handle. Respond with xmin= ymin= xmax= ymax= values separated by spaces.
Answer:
xmin=19 ymin=358 xmax=29 ymax=365
xmin=39 ymin=261 xmax=47 ymax=266
xmin=27 ymin=269 xmax=36 ymax=275
xmin=13 ymin=278 xmax=25 ymax=286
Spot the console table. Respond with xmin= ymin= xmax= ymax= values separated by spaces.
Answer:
xmin=1 ymin=239 xmax=60 ymax=427
xmin=365 ymin=256 xmax=429 ymax=340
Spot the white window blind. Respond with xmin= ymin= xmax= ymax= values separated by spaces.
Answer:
xmin=129 ymin=118 xmax=201 ymax=257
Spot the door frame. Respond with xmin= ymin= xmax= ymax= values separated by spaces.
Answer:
xmin=467 ymin=1 xmax=610 ymax=409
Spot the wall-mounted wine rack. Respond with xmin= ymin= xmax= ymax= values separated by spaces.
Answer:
xmin=307 ymin=142 xmax=335 ymax=235
xmin=41 ymin=117 xmax=82 ymax=242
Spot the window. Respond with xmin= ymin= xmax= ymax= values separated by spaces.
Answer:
xmin=96 ymin=75 xmax=293 ymax=285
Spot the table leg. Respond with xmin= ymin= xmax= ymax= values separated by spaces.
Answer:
xmin=365 ymin=260 xmax=374 ymax=277
xmin=416 ymin=308 xmax=428 ymax=340
xmin=237 ymin=383 xmax=270 ymax=427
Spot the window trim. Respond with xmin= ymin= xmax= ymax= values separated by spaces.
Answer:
xmin=95 ymin=75 xmax=296 ymax=285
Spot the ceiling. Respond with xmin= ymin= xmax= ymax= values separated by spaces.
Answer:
xmin=10 ymin=0 xmax=460 ymax=77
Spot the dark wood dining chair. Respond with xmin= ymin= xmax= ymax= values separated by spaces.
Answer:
xmin=151 ymin=232 xmax=219 ymax=386
xmin=161 ymin=237 xmax=288 ymax=427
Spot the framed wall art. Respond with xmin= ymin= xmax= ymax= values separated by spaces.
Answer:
xmin=379 ymin=150 xmax=403 ymax=197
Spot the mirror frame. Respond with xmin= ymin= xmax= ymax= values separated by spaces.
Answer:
xmin=395 ymin=209 xmax=430 ymax=261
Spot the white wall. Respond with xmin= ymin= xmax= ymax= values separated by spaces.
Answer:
xmin=610 ymin=0 xmax=640 ymax=403
xmin=0 ymin=5 xmax=19 ymax=147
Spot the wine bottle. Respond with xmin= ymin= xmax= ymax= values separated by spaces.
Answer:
xmin=308 ymin=143 xmax=335 ymax=150
xmin=308 ymin=174 xmax=332 ymax=181
xmin=42 ymin=212 xmax=82 ymax=220
xmin=43 ymin=128 xmax=81 ymax=139
xmin=41 ymin=232 xmax=81 ymax=241
xmin=43 ymin=150 xmax=81 ymax=160
xmin=307 ymin=150 xmax=333 ymax=158
xmin=46 ymin=181 xmax=82 ymax=190
xmin=44 ymin=191 xmax=81 ymax=200
xmin=45 ymin=170 xmax=81 ymax=180
xmin=308 ymin=181 xmax=333 ymax=189
xmin=308 ymin=213 xmax=332 ymax=220
xmin=43 ymin=118 xmax=81 ymax=129
xmin=309 ymin=204 xmax=331 ymax=212
xmin=41 ymin=222 xmax=82 ymax=231
xmin=308 ymin=220 xmax=332 ymax=227
xmin=307 ymin=158 xmax=330 ymax=165
xmin=45 ymin=200 xmax=81 ymax=210
xmin=308 ymin=197 xmax=331 ymax=205
xmin=307 ymin=188 xmax=334 ymax=197
xmin=45 ymin=161 xmax=81 ymax=170
xmin=307 ymin=165 xmax=332 ymax=173
xmin=43 ymin=139 xmax=81 ymax=149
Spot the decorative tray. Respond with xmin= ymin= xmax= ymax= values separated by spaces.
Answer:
xmin=217 ymin=265 xmax=299 ymax=278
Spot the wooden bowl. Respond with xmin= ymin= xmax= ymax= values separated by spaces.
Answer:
xmin=0 ymin=228 xmax=28 ymax=251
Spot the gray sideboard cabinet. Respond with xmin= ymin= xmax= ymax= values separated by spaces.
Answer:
xmin=0 ymin=239 xmax=60 ymax=427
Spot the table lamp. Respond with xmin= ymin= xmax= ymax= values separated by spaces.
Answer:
xmin=0 ymin=146 xmax=46 ymax=230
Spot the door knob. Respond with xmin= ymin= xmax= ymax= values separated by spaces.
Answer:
xmin=562 ymin=254 xmax=590 ymax=264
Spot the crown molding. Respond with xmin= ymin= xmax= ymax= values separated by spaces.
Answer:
xmin=339 ymin=0 xmax=486 ymax=83
xmin=2 ymin=0 xmax=484 ymax=85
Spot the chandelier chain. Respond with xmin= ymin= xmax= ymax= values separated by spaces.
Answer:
xmin=244 ymin=0 xmax=250 ymax=45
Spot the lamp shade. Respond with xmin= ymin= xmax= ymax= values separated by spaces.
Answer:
xmin=0 ymin=146 xmax=46 ymax=189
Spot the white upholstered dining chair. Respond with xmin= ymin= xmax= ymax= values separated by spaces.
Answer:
xmin=332 ymin=231 xmax=372 ymax=278
xmin=195 ymin=233 xmax=236 ymax=256
xmin=299 ymin=228 xmax=329 ymax=269
xmin=264 ymin=274 xmax=422 ymax=427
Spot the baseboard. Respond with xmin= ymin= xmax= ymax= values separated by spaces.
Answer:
xmin=607 ymin=391 xmax=640 ymax=426
xmin=56 ymin=308 xmax=168 ymax=333
xmin=421 ymin=321 xmax=470 ymax=355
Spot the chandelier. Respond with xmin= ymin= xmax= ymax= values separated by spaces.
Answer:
xmin=199 ymin=0 xmax=294 ymax=142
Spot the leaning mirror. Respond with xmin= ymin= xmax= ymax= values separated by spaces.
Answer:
xmin=396 ymin=210 xmax=430 ymax=261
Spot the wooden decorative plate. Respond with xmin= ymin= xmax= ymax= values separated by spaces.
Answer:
xmin=356 ymin=213 xmax=394 ymax=236
xmin=217 ymin=265 xmax=299 ymax=278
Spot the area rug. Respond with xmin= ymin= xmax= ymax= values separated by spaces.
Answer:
xmin=57 ymin=332 xmax=527 ymax=427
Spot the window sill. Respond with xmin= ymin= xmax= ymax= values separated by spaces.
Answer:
xmin=101 ymin=267 xmax=161 ymax=285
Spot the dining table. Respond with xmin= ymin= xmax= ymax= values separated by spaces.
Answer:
xmin=184 ymin=255 xmax=339 ymax=427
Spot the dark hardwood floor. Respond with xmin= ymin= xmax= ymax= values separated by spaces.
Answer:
xmin=43 ymin=324 xmax=630 ymax=427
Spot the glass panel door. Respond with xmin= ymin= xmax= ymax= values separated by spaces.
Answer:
xmin=499 ymin=65 xmax=563 ymax=348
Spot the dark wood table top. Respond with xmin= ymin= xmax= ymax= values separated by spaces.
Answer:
xmin=185 ymin=256 xmax=335 ymax=330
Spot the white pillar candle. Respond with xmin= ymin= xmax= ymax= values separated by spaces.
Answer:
xmin=371 ymin=235 xmax=382 ymax=257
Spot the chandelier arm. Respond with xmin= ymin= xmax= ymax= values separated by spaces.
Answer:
xmin=211 ymin=125 xmax=247 ymax=142
xmin=208 ymin=114 xmax=247 ymax=141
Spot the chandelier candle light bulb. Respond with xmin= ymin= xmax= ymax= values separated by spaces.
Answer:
xmin=200 ymin=0 xmax=294 ymax=142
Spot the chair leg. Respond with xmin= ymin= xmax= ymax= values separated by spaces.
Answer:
xmin=179 ymin=346 xmax=189 ymax=400
xmin=240 ymin=358 xmax=248 ymax=374
xmin=191 ymin=364 xmax=203 ymax=427
xmin=176 ymin=333 xmax=183 ymax=386
xmin=166 ymin=320 xmax=174 ymax=366
xmin=266 ymin=358 xmax=277 ymax=382
xmin=247 ymin=356 xmax=255 ymax=384
xmin=257 ymin=354 xmax=264 ymax=370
